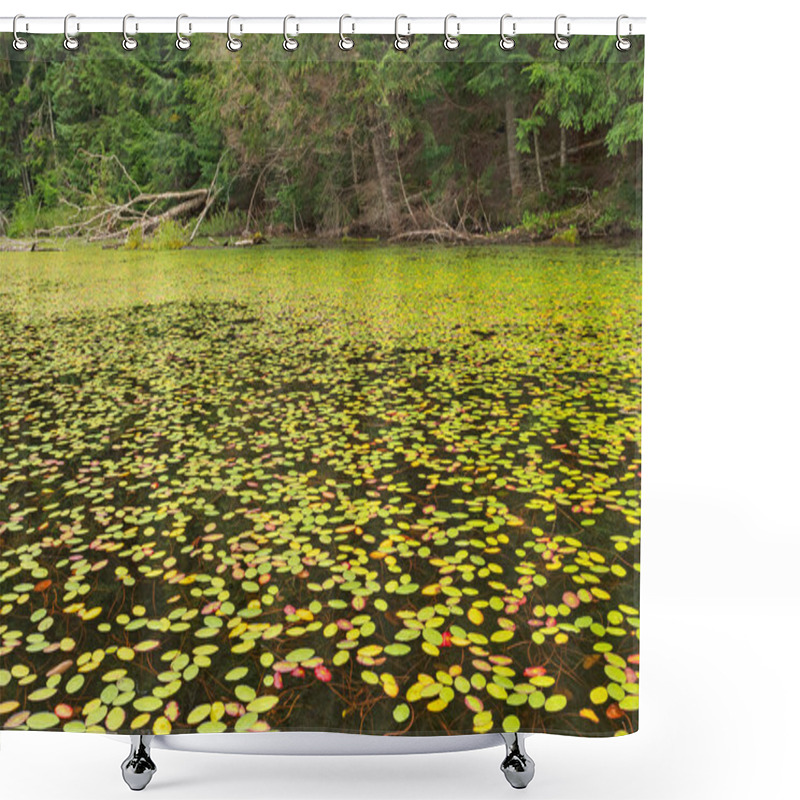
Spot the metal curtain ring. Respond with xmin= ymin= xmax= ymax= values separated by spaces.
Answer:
xmin=338 ymin=14 xmax=354 ymax=50
xmin=176 ymin=14 xmax=191 ymax=50
xmin=63 ymin=13 xmax=79 ymax=51
xmin=283 ymin=16 xmax=298 ymax=51
xmin=443 ymin=14 xmax=459 ymax=50
xmin=12 ymin=14 xmax=28 ymax=51
xmin=499 ymin=14 xmax=515 ymax=51
xmin=339 ymin=14 xmax=354 ymax=50
xmin=122 ymin=15 xmax=138 ymax=51
xmin=394 ymin=15 xmax=410 ymax=51
xmin=554 ymin=14 xmax=570 ymax=51
xmin=616 ymin=14 xmax=632 ymax=51
xmin=227 ymin=15 xmax=242 ymax=51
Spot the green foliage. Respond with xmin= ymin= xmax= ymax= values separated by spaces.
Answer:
xmin=0 ymin=33 xmax=215 ymax=222
xmin=550 ymin=224 xmax=579 ymax=246
xmin=123 ymin=226 xmax=144 ymax=250
xmin=0 ymin=34 xmax=644 ymax=239
xmin=151 ymin=220 xmax=189 ymax=250
xmin=520 ymin=38 xmax=644 ymax=158
xmin=589 ymin=183 xmax=643 ymax=236
xmin=5 ymin=196 xmax=76 ymax=238
xmin=195 ymin=209 xmax=250 ymax=238
xmin=5 ymin=197 xmax=41 ymax=238
xmin=521 ymin=209 xmax=560 ymax=237
xmin=122 ymin=220 xmax=188 ymax=250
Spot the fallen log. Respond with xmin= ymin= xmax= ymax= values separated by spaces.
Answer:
xmin=0 ymin=239 xmax=37 ymax=252
xmin=31 ymin=188 xmax=211 ymax=242
xmin=388 ymin=228 xmax=475 ymax=243
xmin=0 ymin=239 xmax=63 ymax=252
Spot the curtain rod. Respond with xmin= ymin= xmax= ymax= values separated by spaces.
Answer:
xmin=1 ymin=16 xmax=646 ymax=37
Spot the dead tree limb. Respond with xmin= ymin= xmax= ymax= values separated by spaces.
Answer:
xmin=35 ymin=189 xmax=210 ymax=241
xmin=189 ymin=155 xmax=225 ymax=243
xmin=388 ymin=228 xmax=474 ymax=243
xmin=541 ymin=138 xmax=606 ymax=164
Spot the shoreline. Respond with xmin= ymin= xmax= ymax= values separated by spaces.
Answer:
xmin=0 ymin=230 xmax=642 ymax=254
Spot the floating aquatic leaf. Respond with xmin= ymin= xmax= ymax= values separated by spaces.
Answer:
xmin=384 ymin=643 xmax=411 ymax=657
xmin=152 ymin=716 xmax=172 ymax=735
xmin=286 ymin=648 xmax=315 ymax=663
xmin=468 ymin=608 xmax=484 ymax=626
xmin=235 ymin=685 xmax=256 ymax=703
xmin=608 ymin=683 xmax=625 ymax=702
xmin=197 ymin=721 xmax=228 ymax=733
xmin=332 ymin=651 xmax=350 ymax=667
xmin=393 ymin=703 xmax=410 ymax=724
xmin=235 ymin=712 xmax=259 ymax=732
xmin=502 ymin=715 xmax=520 ymax=733
xmin=132 ymin=697 xmax=163 ymax=713
xmin=247 ymin=696 xmax=279 ymax=713
xmin=134 ymin=640 xmax=161 ymax=653
xmin=604 ymin=665 xmax=627 ymax=684
xmin=473 ymin=710 xmax=493 ymax=732
xmin=486 ymin=683 xmax=508 ymax=700
xmin=590 ymin=686 xmax=608 ymax=705
xmin=464 ymin=695 xmax=484 ymax=713
xmin=27 ymin=687 xmax=58 ymax=702
xmin=186 ymin=704 xmax=212 ymax=725
xmin=544 ymin=694 xmax=568 ymax=713
xmin=26 ymin=712 xmax=60 ymax=730
xmin=106 ymin=707 xmax=126 ymax=731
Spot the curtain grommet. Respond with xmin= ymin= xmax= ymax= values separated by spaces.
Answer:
xmin=394 ymin=15 xmax=410 ymax=51
xmin=339 ymin=14 xmax=355 ymax=51
xmin=443 ymin=14 xmax=460 ymax=50
xmin=122 ymin=14 xmax=138 ymax=51
xmin=227 ymin=15 xmax=243 ymax=52
xmin=12 ymin=15 xmax=29 ymax=51
xmin=616 ymin=15 xmax=632 ymax=51
xmin=176 ymin=14 xmax=191 ymax=50
xmin=283 ymin=16 xmax=299 ymax=51
xmin=63 ymin=14 xmax=79 ymax=51
xmin=499 ymin=14 xmax=515 ymax=51
xmin=554 ymin=14 xmax=570 ymax=51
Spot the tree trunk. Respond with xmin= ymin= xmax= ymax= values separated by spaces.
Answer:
xmin=504 ymin=74 xmax=523 ymax=199
xmin=395 ymin=151 xmax=418 ymax=226
xmin=533 ymin=128 xmax=544 ymax=193
xmin=350 ymin=135 xmax=361 ymax=217
xmin=560 ymin=127 xmax=568 ymax=169
xmin=371 ymin=123 xmax=401 ymax=234
xmin=16 ymin=130 xmax=32 ymax=198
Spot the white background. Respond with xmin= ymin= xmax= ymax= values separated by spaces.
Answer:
xmin=2 ymin=1 xmax=799 ymax=799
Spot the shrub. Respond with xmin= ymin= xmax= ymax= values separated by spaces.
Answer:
xmin=121 ymin=220 xmax=188 ymax=250
xmin=550 ymin=225 xmax=579 ymax=246
xmin=151 ymin=220 xmax=189 ymax=250
xmin=123 ymin=226 xmax=144 ymax=250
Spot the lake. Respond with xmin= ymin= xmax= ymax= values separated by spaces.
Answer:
xmin=0 ymin=243 xmax=640 ymax=737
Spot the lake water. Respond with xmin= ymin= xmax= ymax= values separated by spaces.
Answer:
xmin=0 ymin=243 xmax=640 ymax=737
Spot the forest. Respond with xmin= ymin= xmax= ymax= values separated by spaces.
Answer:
xmin=0 ymin=33 xmax=644 ymax=244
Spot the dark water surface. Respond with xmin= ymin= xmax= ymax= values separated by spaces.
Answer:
xmin=0 ymin=244 xmax=640 ymax=736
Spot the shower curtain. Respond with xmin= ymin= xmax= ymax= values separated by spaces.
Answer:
xmin=0 ymin=28 xmax=643 ymax=739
